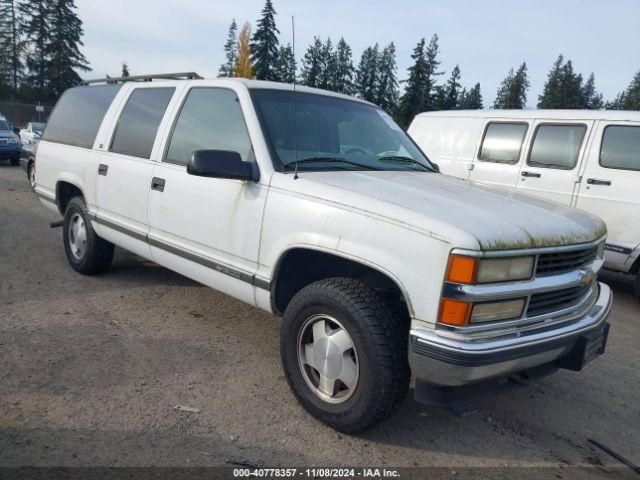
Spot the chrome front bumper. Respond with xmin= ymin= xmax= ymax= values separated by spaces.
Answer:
xmin=409 ymin=282 xmax=612 ymax=387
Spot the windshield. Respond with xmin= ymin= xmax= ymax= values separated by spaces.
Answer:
xmin=250 ymin=89 xmax=436 ymax=172
xmin=32 ymin=122 xmax=44 ymax=133
xmin=0 ymin=120 xmax=9 ymax=131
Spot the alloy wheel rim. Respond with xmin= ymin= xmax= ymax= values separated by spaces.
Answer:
xmin=297 ymin=314 xmax=359 ymax=404
xmin=68 ymin=213 xmax=87 ymax=260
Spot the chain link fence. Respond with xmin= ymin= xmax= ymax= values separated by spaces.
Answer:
xmin=0 ymin=101 xmax=53 ymax=129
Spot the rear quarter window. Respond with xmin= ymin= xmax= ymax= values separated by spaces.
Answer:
xmin=42 ymin=85 xmax=122 ymax=148
xmin=600 ymin=125 xmax=640 ymax=171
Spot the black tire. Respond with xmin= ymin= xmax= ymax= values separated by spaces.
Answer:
xmin=27 ymin=162 xmax=35 ymax=189
xmin=280 ymin=277 xmax=410 ymax=433
xmin=63 ymin=196 xmax=114 ymax=275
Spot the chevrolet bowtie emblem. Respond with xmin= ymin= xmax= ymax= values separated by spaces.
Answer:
xmin=579 ymin=270 xmax=595 ymax=286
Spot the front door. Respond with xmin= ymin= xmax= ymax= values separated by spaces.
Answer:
xmin=147 ymin=86 xmax=267 ymax=305
xmin=468 ymin=120 xmax=532 ymax=190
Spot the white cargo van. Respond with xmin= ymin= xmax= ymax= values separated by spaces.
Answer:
xmin=408 ymin=110 xmax=640 ymax=299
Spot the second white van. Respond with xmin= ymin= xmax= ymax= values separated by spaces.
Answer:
xmin=408 ymin=110 xmax=640 ymax=300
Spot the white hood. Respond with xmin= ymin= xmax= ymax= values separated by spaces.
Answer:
xmin=280 ymin=171 xmax=606 ymax=251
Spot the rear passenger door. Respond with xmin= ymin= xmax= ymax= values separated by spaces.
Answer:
xmin=516 ymin=120 xmax=594 ymax=206
xmin=147 ymin=86 xmax=267 ymax=306
xmin=468 ymin=120 xmax=531 ymax=190
xmin=95 ymin=86 xmax=176 ymax=257
xmin=576 ymin=121 xmax=640 ymax=269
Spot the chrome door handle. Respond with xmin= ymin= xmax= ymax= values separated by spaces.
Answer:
xmin=587 ymin=178 xmax=611 ymax=186
xmin=521 ymin=171 xmax=541 ymax=178
xmin=151 ymin=177 xmax=165 ymax=192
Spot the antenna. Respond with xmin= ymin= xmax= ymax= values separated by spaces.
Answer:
xmin=291 ymin=15 xmax=299 ymax=180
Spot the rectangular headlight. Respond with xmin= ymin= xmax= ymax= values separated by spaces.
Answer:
xmin=447 ymin=254 xmax=534 ymax=284
xmin=470 ymin=299 xmax=525 ymax=323
xmin=476 ymin=256 xmax=534 ymax=283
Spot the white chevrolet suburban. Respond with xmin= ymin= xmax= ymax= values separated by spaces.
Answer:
xmin=33 ymin=73 xmax=612 ymax=432
xmin=408 ymin=110 xmax=640 ymax=300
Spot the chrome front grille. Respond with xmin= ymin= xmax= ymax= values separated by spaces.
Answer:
xmin=527 ymin=283 xmax=593 ymax=318
xmin=536 ymin=246 xmax=598 ymax=276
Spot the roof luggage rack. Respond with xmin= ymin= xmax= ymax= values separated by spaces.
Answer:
xmin=80 ymin=72 xmax=203 ymax=86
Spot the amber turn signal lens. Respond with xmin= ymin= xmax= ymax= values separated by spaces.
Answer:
xmin=446 ymin=255 xmax=477 ymax=284
xmin=439 ymin=299 xmax=472 ymax=326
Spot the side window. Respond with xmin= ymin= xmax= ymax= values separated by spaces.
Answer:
xmin=110 ymin=87 xmax=175 ymax=158
xmin=527 ymin=124 xmax=586 ymax=170
xmin=479 ymin=122 xmax=528 ymax=164
xmin=42 ymin=84 xmax=121 ymax=148
xmin=165 ymin=88 xmax=252 ymax=165
xmin=600 ymin=125 xmax=640 ymax=172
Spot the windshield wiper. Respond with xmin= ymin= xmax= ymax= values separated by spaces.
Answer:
xmin=284 ymin=157 xmax=380 ymax=171
xmin=377 ymin=155 xmax=432 ymax=171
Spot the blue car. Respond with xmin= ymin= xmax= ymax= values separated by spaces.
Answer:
xmin=0 ymin=117 xmax=22 ymax=165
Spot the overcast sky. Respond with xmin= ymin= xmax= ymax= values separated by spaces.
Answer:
xmin=75 ymin=0 xmax=639 ymax=107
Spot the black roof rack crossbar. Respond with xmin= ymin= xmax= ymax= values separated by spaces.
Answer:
xmin=80 ymin=72 xmax=203 ymax=85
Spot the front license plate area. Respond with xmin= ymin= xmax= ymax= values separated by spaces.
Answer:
xmin=556 ymin=323 xmax=609 ymax=371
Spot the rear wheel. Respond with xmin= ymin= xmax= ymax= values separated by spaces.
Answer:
xmin=280 ymin=278 xmax=410 ymax=433
xmin=63 ymin=197 xmax=114 ymax=274
xmin=27 ymin=162 xmax=35 ymax=189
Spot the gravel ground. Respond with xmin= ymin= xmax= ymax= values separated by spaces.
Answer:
xmin=1 ymin=165 xmax=638 ymax=478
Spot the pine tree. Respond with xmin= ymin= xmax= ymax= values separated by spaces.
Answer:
xmin=494 ymin=62 xmax=529 ymax=109
xmin=537 ymin=55 xmax=564 ymax=108
xmin=375 ymin=42 xmax=398 ymax=113
xmin=538 ymin=55 xmax=587 ymax=109
xmin=45 ymin=0 xmax=90 ymax=99
xmin=355 ymin=44 xmax=379 ymax=102
xmin=0 ymin=0 xmax=24 ymax=93
xmin=300 ymin=36 xmax=323 ymax=88
xmin=622 ymin=72 xmax=640 ymax=109
xmin=459 ymin=83 xmax=483 ymax=109
xmin=273 ymin=44 xmax=295 ymax=83
xmin=121 ymin=62 xmax=129 ymax=77
xmin=317 ymin=38 xmax=336 ymax=90
xmin=582 ymin=73 xmax=603 ymax=109
xmin=607 ymin=71 xmax=640 ymax=110
xmin=20 ymin=0 xmax=52 ymax=100
xmin=250 ymin=0 xmax=279 ymax=81
xmin=436 ymin=64 xmax=462 ymax=110
xmin=558 ymin=60 xmax=584 ymax=108
xmin=332 ymin=37 xmax=354 ymax=94
xmin=218 ymin=19 xmax=238 ymax=78
xmin=397 ymin=39 xmax=429 ymax=127
xmin=397 ymin=35 xmax=442 ymax=127
xmin=423 ymin=34 xmax=443 ymax=109
xmin=234 ymin=22 xmax=253 ymax=79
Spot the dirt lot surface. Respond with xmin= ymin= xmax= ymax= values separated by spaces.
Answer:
xmin=1 ymin=165 xmax=639 ymax=478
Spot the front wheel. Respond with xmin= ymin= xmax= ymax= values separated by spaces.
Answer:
xmin=63 ymin=197 xmax=115 ymax=275
xmin=280 ymin=278 xmax=410 ymax=433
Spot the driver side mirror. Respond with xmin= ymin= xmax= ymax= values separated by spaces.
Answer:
xmin=187 ymin=150 xmax=259 ymax=182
